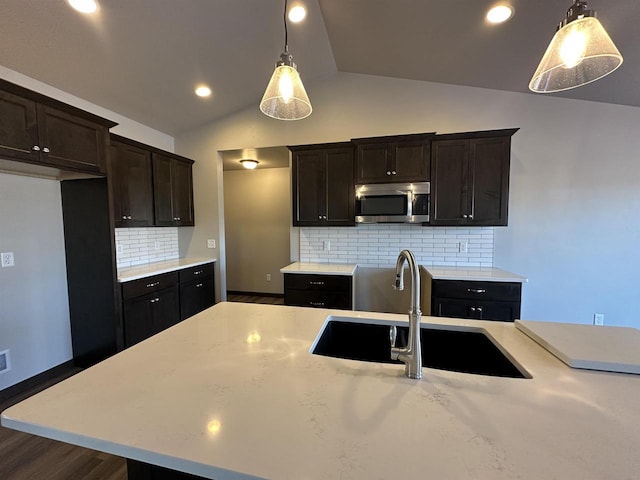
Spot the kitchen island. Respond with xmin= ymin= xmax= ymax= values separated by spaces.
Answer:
xmin=2 ymin=302 xmax=640 ymax=479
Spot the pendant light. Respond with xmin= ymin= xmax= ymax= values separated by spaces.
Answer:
xmin=529 ymin=1 xmax=623 ymax=93
xmin=260 ymin=0 xmax=312 ymax=120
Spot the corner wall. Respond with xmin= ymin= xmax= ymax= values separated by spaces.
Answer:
xmin=176 ymin=72 xmax=640 ymax=328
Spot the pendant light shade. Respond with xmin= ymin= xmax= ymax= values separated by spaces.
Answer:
xmin=260 ymin=0 xmax=312 ymax=120
xmin=529 ymin=1 xmax=623 ymax=93
xmin=260 ymin=51 xmax=312 ymax=120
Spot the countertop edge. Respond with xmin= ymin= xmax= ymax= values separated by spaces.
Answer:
xmin=118 ymin=258 xmax=216 ymax=283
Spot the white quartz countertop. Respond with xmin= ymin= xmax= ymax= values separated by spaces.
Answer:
xmin=117 ymin=258 xmax=216 ymax=282
xmin=3 ymin=303 xmax=639 ymax=479
xmin=280 ymin=262 xmax=357 ymax=276
xmin=423 ymin=265 xmax=528 ymax=282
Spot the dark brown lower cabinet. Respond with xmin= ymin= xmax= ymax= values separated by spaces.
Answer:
xmin=431 ymin=280 xmax=521 ymax=322
xmin=284 ymin=274 xmax=353 ymax=310
xmin=127 ymin=460 xmax=205 ymax=480
xmin=120 ymin=263 xmax=215 ymax=348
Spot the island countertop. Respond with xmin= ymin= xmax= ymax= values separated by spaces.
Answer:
xmin=2 ymin=302 xmax=639 ymax=479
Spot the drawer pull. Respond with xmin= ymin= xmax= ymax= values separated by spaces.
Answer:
xmin=309 ymin=301 xmax=325 ymax=307
xmin=196 ymin=283 xmax=203 ymax=288
xmin=150 ymin=297 xmax=160 ymax=303
xmin=309 ymin=281 xmax=325 ymax=286
xmin=467 ymin=288 xmax=486 ymax=294
xmin=193 ymin=270 xmax=203 ymax=275
xmin=146 ymin=281 xmax=160 ymax=288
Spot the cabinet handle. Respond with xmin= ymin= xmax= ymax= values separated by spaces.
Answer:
xmin=196 ymin=283 xmax=203 ymax=288
xmin=468 ymin=214 xmax=474 ymax=219
xmin=177 ymin=217 xmax=181 ymax=221
xmin=309 ymin=281 xmax=325 ymax=286
xmin=470 ymin=307 xmax=476 ymax=312
xmin=391 ymin=170 xmax=396 ymax=175
xmin=127 ymin=215 xmax=132 ymax=220
xmin=462 ymin=214 xmax=468 ymax=219
xmin=32 ymin=145 xmax=41 ymax=151
xmin=122 ymin=215 xmax=127 ymax=220
xmin=193 ymin=270 xmax=203 ymax=275
xmin=323 ymin=215 xmax=327 ymax=220
xmin=467 ymin=288 xmax=486 ymax=294
xmin=477 ymin=307 xmax=483 ymax=313
xmin=386 ymin=171 xmax=391 ymax=175
xmin=150 ymin=297 xmax=160 ymax=303
xmin=146 ymin=281 xmax=160 ymax=288
xmin=309 ymin=301 xmax=325 ymax=307
xmin=43 ymin=147 xmax=50 ymax=153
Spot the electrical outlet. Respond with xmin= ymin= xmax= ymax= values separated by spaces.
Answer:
xmin=116 ymin=243 xmax=124 ymax=255
xmin=458 ymin=241 xmax=468 ymax=253
xmin=323 ymin=240 xmax=331 ymax=251
xmin=1 ymin=252 xmax=15 ymax=268
xmin=594 ymin=313 xmax=605 ymax=326
xmin=266 ymin=273 xmax=271 ymax=282
xmin=207 ymin=239 xmax=216 ymax=249
xmin=0 ymin=349 xmax=10 ymax=374
xmin=154 ymin=241 xmax=161 ymax=251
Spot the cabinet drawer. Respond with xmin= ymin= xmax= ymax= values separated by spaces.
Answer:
xmin=284 ymin=274 xmax=351 ymax=292
xmin=284 ymin=290 xmax=352 ymax=310
xmin=432 ymin=280 xmax=521 ymax=302
xmin=432 ymin=297 xmax=520 ymax=322
xmin=122 ymin=271 xmax=179 ymax=300
xmin=179 ymin=263 xmax=214 ymax=283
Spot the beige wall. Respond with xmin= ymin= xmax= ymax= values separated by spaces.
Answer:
xmin=176 ymin=72 xmax=640 ymax=327
xmin=223 ymin=167 xmax=290 ymax=295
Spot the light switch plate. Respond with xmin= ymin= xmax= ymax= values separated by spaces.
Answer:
xmin=207 ymin=239 xmax=216 ymax=249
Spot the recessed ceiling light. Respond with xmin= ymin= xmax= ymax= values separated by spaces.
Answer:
xmin=288 ymin=5 xmax=307 ymax=23
xmin=195 ymin=85 xmax=212 ymax=98
xmin=486 ymin=4 xmax=514 ymax=24
xmin=67 ymin=0 xmax=98 ymax=14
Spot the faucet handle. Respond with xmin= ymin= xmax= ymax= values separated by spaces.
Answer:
xmin=389 ymin=325 xmax=397 ymax=347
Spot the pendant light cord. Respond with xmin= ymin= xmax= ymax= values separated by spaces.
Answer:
xmin=283 ymin=0 xmax=288 ymax=53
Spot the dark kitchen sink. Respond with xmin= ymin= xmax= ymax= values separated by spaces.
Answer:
xmin=312 ymin=317 xmax=530 ymax=379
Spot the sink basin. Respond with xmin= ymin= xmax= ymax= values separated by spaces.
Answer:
xmin=311 ymin=316 xmax=530 ymax=379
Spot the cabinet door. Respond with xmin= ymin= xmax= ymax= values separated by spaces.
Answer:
xmin=325 ymin=147 xmax=355 ymax=226
xmin=180 ymin=275 xmax=215 ymax=320
xmin=355 ymin=143 xmax=389 ymax=183
xmin=37 ymin=104 xmax=107 ymax=174
xmin=152 ymin=153 xmax=175 ymax=226
xmin=0 ymin=90 xmax=39 ymax=162
xmin=123 ymin=294 xmax=155 ymax=348
xmin=172 ymin=159 xmax=194 ymax=226
xmin=430 ymin=139 xmax=470 ymax=225
xmin=469 ymin=137 xmax=510 ymax=226
xmin=111 ymin=142 xmax=153 ymax=227
xmin=150 ymin=286 xmax=180 ymax=334
xmin=391 ymin=140 xmax=430 ymax=182
xmin=292 ymin=150 xmax=325 ymax=226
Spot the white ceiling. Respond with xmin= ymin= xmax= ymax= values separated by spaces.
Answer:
xmin=1 ymin=0 xmax=638 ymax=137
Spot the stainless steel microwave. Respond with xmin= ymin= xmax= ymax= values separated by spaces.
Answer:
xmin=355 ymin=182 xmax=430 ymax=224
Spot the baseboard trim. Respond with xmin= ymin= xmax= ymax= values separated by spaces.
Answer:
xmin=227 ymin=291 xmax=284 ymax=298
xmin=0 ymin=360 xmax=77 ymax=404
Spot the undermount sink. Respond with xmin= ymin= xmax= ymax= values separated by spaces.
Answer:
xmin=311 ymin=316 xmax=530 ymax=379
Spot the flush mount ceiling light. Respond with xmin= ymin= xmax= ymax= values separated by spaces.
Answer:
xmin=260 ymin=0 xmax=312 ymax=121
xmin=67 ymin=0 xmax=98 ymax=14
xmin=486 ymin=4 xmax=514 ymax=24
xmin=288 ymin=5 xmax=307 ymax=23
xmin=529 ymin=0 xmax=623 ymax=93
xmin=240 ymin=159 xmax=259 ymax=170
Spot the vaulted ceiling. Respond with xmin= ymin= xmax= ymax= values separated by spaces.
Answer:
xmin=1 ymin=0 xmax=638 ymax=136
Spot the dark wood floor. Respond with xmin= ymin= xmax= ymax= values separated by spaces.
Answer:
xmin=0 ymin=367 xmax=127 ymax=480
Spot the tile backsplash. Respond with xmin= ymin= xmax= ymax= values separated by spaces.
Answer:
xmin=115 ymin=227 xmax=179 ymax=269
xmin=300 ymin=225 xmax=494 ymax=268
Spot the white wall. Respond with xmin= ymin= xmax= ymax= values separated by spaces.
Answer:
xmin=176 ymin=72 xmax=640 ymax=328
xmin=0 ymin=66 xmax=174 ymax=390
xmin=223 ymin=167 xmax=290 ymax=295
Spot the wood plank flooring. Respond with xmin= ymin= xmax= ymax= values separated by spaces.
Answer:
xmin=0 ymin=367 xmax=127 ymax=480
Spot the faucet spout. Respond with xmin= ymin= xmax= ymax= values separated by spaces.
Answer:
xmin=390 ymin=249 xmax=422 ymax=379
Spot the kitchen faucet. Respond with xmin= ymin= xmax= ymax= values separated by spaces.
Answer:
xmin=390 ymin=249 xmax=422 ymax=379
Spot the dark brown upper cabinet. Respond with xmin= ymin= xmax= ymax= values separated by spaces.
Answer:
xmin=0 ymin=80 xmax=115 ymax=176
xmin=153 ymin=152 xmax=195 ymax=227
xmin=430 ymin=128 xmax=518 ymax=226
xmin=352 ymin=133 xmax=434 ymax=184
xmin=110 ymin=137 xmax=154 ymax=227
xmin=290 ymin=142 xmax=355 ymax=227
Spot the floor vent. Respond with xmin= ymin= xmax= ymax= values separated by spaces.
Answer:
xmin=0 ymin=350 xmax=10 ymax=374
